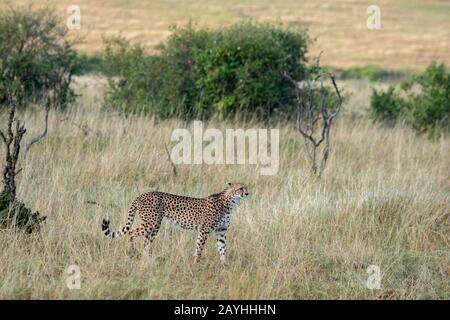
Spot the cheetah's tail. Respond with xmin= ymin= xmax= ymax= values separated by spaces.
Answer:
xmin=101 ymin=201 xmax=138 ymax=238
xmin=101 ymin=217 xmax=122 ymax=238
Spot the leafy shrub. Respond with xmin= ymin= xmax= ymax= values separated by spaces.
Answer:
xmin=370 ymin=62 xmax=450 ymax=134
xmin=101 ymin=37 xmax=154 ymax=114
xmin=0 ymin=7 xmax=79 ymax=109
xmin=370 ymin=86 xmax=405 ymax=123
xmin=338 ymin=65 xmax=405 ymax=82
xmin=101 ymin=22 xmax=310 ymax=120
xmin=155 ymin=25 xmax=214 ymax=118
xmin=102 ymin=26 xmax=213 ymax=117
xmin=195 ymin=22 xmax=309 ymax=119
xmin=402 ymin=63 xmax=450 ymax=133
xmin=75 ymin=53 xmax=103 ymax=75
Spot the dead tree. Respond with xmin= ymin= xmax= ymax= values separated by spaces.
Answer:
xmin=24 ymin=103 xmax=49 ymax=156
xmin=284 ymin=57 xmax=343 ymax=177
xmin=164 ymin=142 xmax=177 ymax=177
xmin=0 ymin=95 xmax=26 ymax=197
xmin=0 ymin=92 xmax=46 ymax=233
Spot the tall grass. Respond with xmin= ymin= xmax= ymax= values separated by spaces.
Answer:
xmin=0 ymin=77 xmax=448 ymax=299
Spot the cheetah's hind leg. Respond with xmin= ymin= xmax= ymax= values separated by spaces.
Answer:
xmin=143 ymin=218 xmax=162 ymax=256
xmin=193 ymin=228 xmax=210 ymax=263
xmin=128 ymin=225 xmax=146 ymax=258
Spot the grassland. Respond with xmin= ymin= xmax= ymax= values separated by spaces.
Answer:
xmin=2 ymin=0 xmax=450 ymax=71
xmin=0 ymin=77 xmax=448 ymax=299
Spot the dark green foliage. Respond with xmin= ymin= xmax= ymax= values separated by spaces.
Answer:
xmin=101 ymin=26 xmax=212 ymax=117
xmin=0 ymin=188 xmax=46 ymax=234
xmin=0 ymin=7 xmax=79 ymax=109
xmin=101 ymin=37 xmax=155 ymax=115
xmin=370 ymin=86 xmax=405 ymax=123
xmin=195 ymin=22 xmax=309 ymax=120
xmin=370 ymin=62 xmax=450 ymax=134
xmin=155 ymin=25 xmax=213 ymax=118
xmin=101 ymin=22 xmax=310 ymax=120
xmin=402 ymin=63 xmax=450 ymax=133
xmin=336 ymin=65 xmax=406 ymax=82
xmin=75 ymin=53 xmax=103 ymax=75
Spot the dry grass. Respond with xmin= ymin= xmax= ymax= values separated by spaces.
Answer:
xmin=2 ymin=0 xmax=450 ymax=71
xmin=0 ymin=77 xmax=448 ymax=299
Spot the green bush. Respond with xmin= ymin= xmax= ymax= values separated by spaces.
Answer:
xmin=370 ymin=86 xmax=405 ymax=123
xmin=195 ymin=22 xmax=309 ymax=119
xmin=338 ymin=65 xmax=405 ymax=82
xmin=370 ymin=62 xmax=450 ymax=134
xmin=102 ymin=26 xmax=213 ymax=117
xmin=101 ymin=37 xmax=154 ymax=114
xmin=155 ymin=25 xmax=214 ymax=118
xmin=402 ymin=63 xmax=450 ymax=133
xmin=0 ymin=7 xmax=80 ymax=109
xmin=75 ymin=53 xmax=103 ymax=75
xmin=101 ymin=22 xmax=310 ymax=120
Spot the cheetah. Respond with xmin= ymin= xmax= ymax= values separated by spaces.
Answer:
xmin=101 ymin=182 xmax=249 ymax=263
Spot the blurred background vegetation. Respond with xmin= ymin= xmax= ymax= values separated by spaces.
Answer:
xmin=1 ymin=5 xmax=448 ymax=133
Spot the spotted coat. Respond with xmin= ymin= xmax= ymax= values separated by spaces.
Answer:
xmin=102 ymin=182 xmax=249 ymax=263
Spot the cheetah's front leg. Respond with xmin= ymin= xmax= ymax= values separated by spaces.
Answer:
xmin=215 ymin=231 xmax=227 ymax=264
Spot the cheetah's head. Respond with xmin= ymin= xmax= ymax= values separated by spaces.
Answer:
xmin=225 ymin=182 xmax=250 ymax=204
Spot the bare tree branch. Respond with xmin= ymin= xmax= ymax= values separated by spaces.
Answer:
xmin=14 ymin=167 xmax=23 ymax=177
xmin=164 ymin=142 xmax=177 ymax=177
xmin=1 ymin=91 xmax=26 ymax=196
xmin=284 ymin=54 xmax=343 ymax=176
xmin=85 ymin=200 xmax=120 ymax=210
xmin=328 ymin=73 xmax=343 ymax=118
xmin=60 ymin=116 xmax=95 ymax=136
xmin=24 ymin=105 xmax=49 ymax=156
xmin=0 ymin=130 xmax=6 ymax=144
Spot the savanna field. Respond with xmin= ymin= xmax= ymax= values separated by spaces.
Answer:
xmin=0 ymin=77 xmax=448 ymax=299
xmin=3 ymin=0 xmax=450 ymax=70
xmin=0 ymin=0 xmax=449 ymax=299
